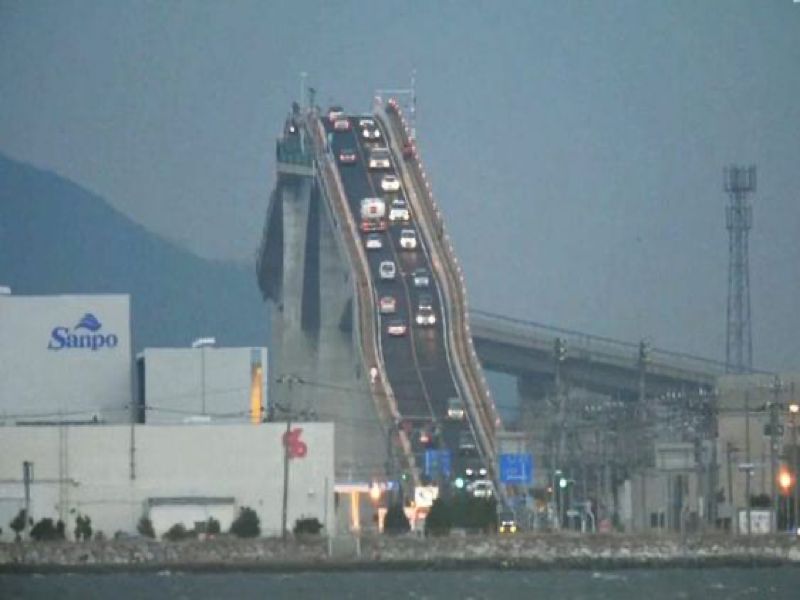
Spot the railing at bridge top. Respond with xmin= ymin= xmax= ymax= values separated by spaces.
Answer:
xmin=468 ymin=309 xmax=775 ymax=381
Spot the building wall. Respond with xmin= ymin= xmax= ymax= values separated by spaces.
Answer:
xmin=139 ymin=347 xmax=267 ymax=424
xmin=0 ymin=423 xmax=334 ymax=540
xmin=0 ymin=294 xmax=132 ymax=423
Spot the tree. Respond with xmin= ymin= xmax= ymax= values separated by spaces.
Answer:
xmin=56 ymin=520 xmax=66 ymax=540
xmin=293 ymin=517 xmax=323 ymax=536
xmin=424 ymin=498 xmax=452 ymax=537
xmin=383 ymin=503 xmax=411 ymax=535
xmin=230 ymin=506 xmax=260 ymax=538
xmin=74 ymin=515 xmax=93 ymax=541
xmin=206 ymin=517 xmax=221 ymax=536
xmin=10 ymin=509 xmax=27 ymax=542
xmin=137 ymin=517 xmax=155 ymax=538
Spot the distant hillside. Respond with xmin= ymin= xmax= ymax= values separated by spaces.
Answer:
xmin=0 ymin=153 xmax=268 ymax=351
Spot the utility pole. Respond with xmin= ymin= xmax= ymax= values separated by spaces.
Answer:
xmin=554 ymin=337 xmax=567 ymax=468
xmin=769 ymin=376 xmax=782 ymax=533
xmin=791 ymin=384 xmax=799 ymax=533
xmin=278 ymin=374 xmax=303 ymax=541
xmin=638 ymin=340 xmax=649 ymax=531
xmin=745 ymin=391 xmax=752 ymax=535
xmin=726 ymin=441 xmax=735 ymax=532
xmin=23 ymin=461 xmax=33 ymax=536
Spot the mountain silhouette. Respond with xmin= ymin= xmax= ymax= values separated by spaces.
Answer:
xmin=0 ymin=152 xmax=267 ymax=351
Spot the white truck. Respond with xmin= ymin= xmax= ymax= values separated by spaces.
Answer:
xmin=360 ymin=197 xmax=387 ymax=233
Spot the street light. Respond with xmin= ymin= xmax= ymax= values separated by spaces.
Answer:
xmin=191 ymin=337 xmax=216 ymax=415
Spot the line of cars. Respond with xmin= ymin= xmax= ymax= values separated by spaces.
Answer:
xmin=332 ymin=112 xmax=436 ymax=339
xmin=330 ymin=107 xmax=495 ymax=511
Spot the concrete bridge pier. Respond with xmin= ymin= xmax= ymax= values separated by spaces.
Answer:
xmin=314 ymin=185 xmax=386 ymax=481
xmin=271 ymin=174 xmax=316 ymax=415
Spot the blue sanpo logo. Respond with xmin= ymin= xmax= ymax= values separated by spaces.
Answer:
xmin=48 ymin=312 xmax=119 ymax=351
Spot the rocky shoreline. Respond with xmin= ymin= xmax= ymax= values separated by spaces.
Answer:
xmin=2 ymin=534 xmax=799 ymax=574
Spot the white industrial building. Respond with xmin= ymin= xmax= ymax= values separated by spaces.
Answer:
xmin=0 ymin=293 xmax=132 ymax=424
xmin=0 ymin=423 xmax=335 ymax=539
xmin=136 ymin=346 xmax=268 ymax=424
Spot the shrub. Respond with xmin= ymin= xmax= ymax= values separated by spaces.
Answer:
xmin=30 ymin=518 xmax=61 ymax=542
xmin=230 ymin=506 xmax=260 ymax=538
xmin=383 ymin=504 xmax=410 ymax=535
xmin=137 ymin=517 xmax=155 ymax=538
xmin=293 ymin=517 xmax=323 ymax=536
xmin=424 ymin=498 xmax=452 ymax=537
xmin=163 ymin=523 xmax=193 ymax=542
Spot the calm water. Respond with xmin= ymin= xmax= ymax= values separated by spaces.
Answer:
xmin=1 ymin=567 xmax=799 ymax=599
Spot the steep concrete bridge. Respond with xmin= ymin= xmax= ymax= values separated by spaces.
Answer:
xmin=257 ymin=100 xmax=501 ymax=496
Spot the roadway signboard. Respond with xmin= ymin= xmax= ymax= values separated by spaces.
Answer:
xmin=499 ymin=453 xmax=534 ymax=484
xmin=424 ymin=449 xmax=451 ymax=478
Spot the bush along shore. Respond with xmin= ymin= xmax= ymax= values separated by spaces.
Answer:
xmin=1 ymin=533 xmax=800 ymax=573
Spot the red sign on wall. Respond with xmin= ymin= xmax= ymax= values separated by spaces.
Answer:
xmin=283 ymin=427 xmax=308 ymax=459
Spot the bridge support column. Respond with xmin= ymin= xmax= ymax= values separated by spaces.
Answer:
xmin=271 ymin=175 xmax=316 ymax=412
xmin=315 ymin=189 xmax=386 ymax=480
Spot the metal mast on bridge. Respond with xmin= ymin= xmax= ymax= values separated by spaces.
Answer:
xmin=723 ymin=165 xmax=756 ymax=373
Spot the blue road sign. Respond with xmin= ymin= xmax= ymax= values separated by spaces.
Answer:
xmin=499 ymin=453 xmax=534 ymax=484
xmin=424 ymin=449 xmax=452 ymax=478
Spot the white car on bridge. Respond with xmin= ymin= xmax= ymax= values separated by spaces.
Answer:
xmin=399 ymin=229 xmax=417 ymax=250
xmin=389 ymin=198 xmax=410 ymax=222
xmin=379 ymin=295 xmax=397 ymax=314
xmin=379 ymin=260 xmax=396 ymax=280
xmin=381 ymin=174 xmax=401 ymax=192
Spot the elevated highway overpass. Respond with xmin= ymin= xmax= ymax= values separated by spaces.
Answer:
xmin=470 ymin=310 xmax=722 ymax=400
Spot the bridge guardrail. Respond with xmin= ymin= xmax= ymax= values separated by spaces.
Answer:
xmin=304 ymin=111 xmax=420 ymax=487
xmin=378 ymin=99 xmax=506 ymax=504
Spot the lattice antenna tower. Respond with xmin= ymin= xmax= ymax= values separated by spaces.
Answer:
xmin=723 ymin=165 xmax=756 ymax=373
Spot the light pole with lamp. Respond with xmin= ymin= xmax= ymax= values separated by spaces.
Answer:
xmin=790 ymin=401 xmax=799 ymax=533
xmin=191 ymin=337 xmax=216 ymax=416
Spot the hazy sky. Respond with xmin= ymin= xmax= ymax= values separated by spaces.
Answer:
xmin=1 ymin=1 xmax=798 ymax=371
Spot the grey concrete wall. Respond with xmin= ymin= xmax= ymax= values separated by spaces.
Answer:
xmin=140 ymin=347 xmax=267 ymax=424
xmin=0 ymin=423 xmax=335 ymax=540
